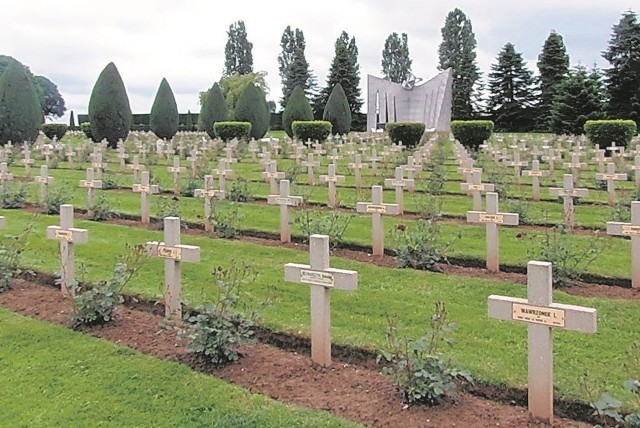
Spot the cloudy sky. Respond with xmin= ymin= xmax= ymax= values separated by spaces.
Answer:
xmin=4 ymin=0 xmax=637 ymax=123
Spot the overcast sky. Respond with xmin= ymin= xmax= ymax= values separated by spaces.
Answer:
xmin=4 ymin=1 xmax=637 ymax=123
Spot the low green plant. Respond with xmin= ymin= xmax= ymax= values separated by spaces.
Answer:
xmin=378 ymin=302 xmax=472 ymax=406
xmin=181 ymin=179 xmax=202 ymax=197
xmin=41 ymin=123 xmax=68 ymax=140
xmin=293 ymin=206 xmax=353 ymax=247
xmin=415 ymin=194 xmax=443 ymax=220
xmin=0 ymin=185 xmax=27 ymax=209
xmin=101 ymin=174 xmax=120 ymax=190
xmin=390 ymin=220 xmax=459 ymax=272
xmin=0 ymin=220 xmax=35 ymax=292
xmin=87 ymin=193 xmax=114 ymax=221
xmin=70 ymin=244 xmax=148 ymax=327
xmin=155 ymin=196 xmax=181 ymax=219
xmin=528 ymin=225 xmax=609 ymax=287
xmin=212 ymin=203 xmax=243 ymax=239
xmin=41 ymin=186 xmax=72 ymax=214
xmin=227 ymin=179 xmax=253 ymax=202
xmin=181 ymin=260 xmax=265 ymax=365
xmin=504 ymin=198 xmax=533 ymax=225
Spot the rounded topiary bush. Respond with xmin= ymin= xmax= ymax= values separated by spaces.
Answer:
xmin=323 ymin=83 xmax=351 ymax=135
xmin=213 ymin=121 xmax=251 ymax=141
xmin=292 ymin=120 xmax=332 ymax=143
xmin=584 ymin=120 xmax=637 ymax=150
xmin=0 ymin=61 xmax=42 ymax=145
xmin=282 ymin=85 xmax=313 ymax=138
xmin=41 ymin=123 xmax=68 ymax=140
xmin=80 ymin=122 xmax=93 ymax=140
xmin=386 ymin=122 xmax=426 ymax=149
xmin=149 ymin=78 xmax=179 ymax=140
xmin=199 ymin=83 xmax=228 ymax=139
xmin=88 ymin=62 xmax=132 ymax=147
xmin=450 ymin=120 xmax=494 ymax=151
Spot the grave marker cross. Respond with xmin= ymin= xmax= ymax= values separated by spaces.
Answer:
xmin=607 ymin=201 xmax=640 ymax=288
xmin=356 ymin=185 xmax=400 ymax=256
xmin=348 ymin=154 xmax=369 ymax=189
xmin=595 ymin=162 xmax=627 ymax=206
xmin=384 ymin=166 xmax=414 ymax=215
xmin=0 ymin=162 xmax=14 ymax=192
xmin=267 ymin=179 xmax=303 ymax=243
xmin=262 ymin=161 xmax=285 ymax=194
xmin=34 ymin=165 xmax=54 ymax=203
xmin=284 ymin=234 xmax=358 ymax=366
xmin=302 ymin=153 xmax=320 ymax=185
xmin=133 ymin=171 xmax=160 ymax=224
xmin=79 ymin=167 xmax=103 ymax=209
xmin=488 ymin=261 xmax=597 ymax=424
xmin=212 ymin=159 xmax=233 ymax=194
xmin=521 ymin=160 xmax=548 ymax=201
xmin=319 ymin=164 xmax=345 ymax=208
xmin=461 ymin=169 xmax=494 ymax=211
xmin=549 ymin=174 xmax=588 ymax=229
xmin=194 ymin=175 xmax=225 ymax=233
xmin=167 ymin=156 xmax=186 ymax=196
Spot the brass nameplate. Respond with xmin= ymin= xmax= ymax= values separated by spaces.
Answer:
xmin=466 ymin=184 xmax=485 ymax=191
xmin=54 ymin=229 xmax=74 ymax=241
xmin=527 ymin=171 xmax=544 ymax=177
xmin=83 ymin=181 xmax=95 ymax=188
xmin=460 ymin=168 xmax=475 ymax=173
xmin=136 ymin=185 xmax=150 ymax=193
xmin=622 ymin=225 xmax=640 ymax=236
xmin=300 ymin=269 xmax=334 ymax=287
xmin=513 ymin=303 xmax=565 ymax=327
xmin=157 ymin=245 xmax=182 ymax=260
xmin=366 ymin=204 xmax=387 ymax=214
xmin=275 ymin=197 xmax=298 ymax=205
xmin=35 ymin=177 xmax=48 ymax=184
xmin=168 ymin=167 xmax=182 ymax=172
xmin=265 ymin=172 xmax=278 ymax=179
xmin=479 ymin=214 xmax=504 ymax=224
xmin=389 ymin=180 xmax=405 ymax=186
xmin=323 ymin=176 xmax=339 ymax=182
xmin=92 ymin=163 xmax=103 ymax=168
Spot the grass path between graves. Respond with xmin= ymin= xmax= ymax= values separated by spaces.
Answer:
xmin=1 ymin=209 xmax=639 ymax=405
xmin=0 ymin=308 xmax=358 ymax=427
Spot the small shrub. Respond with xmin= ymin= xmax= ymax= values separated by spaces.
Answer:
xmin=41 ymin=186 xmax=72 ymax=214
xmin=181 ymin=179 xmax=202 ymax=197
xmin=212 ymin=203 xmax=243 ymax=239
xmin=292 ymin=120 xmax=332 ymax=143
xmin=181 ymin=260 xmax=264 ymax=365
xmin=41 ymin=123 xmax=68 ymax=140
xmin=0 ymin=185 xmax=27 ymax=209
xmin=101 ymin=174 xmax=120 ymax=190
xmin=227 ymin=179 xmax=253 ymax=202
xmin=584 ymin=120 xmax=637 ymax=150
xmin=504 ymin=198 xmax=533 ymax=225
xmin=386 ymin=123 xmax=426 ymax=149
xmin=390 ymin=220 xmax=459 ymax=272
xmin=378 ymin=302 xmax=472 ymax=406
xmin=80 ymin=122 xmax=93 ymax=139
xmin=70 ymin=244 xmax=148 ymax=327
xmin=156 ymin=196 xmax=181 ymax=219
xmin=294 ymin=206 xmax=353 ymax=247
xmin=450 ymin=120 xmax=494 ymax=152
xmin=0 ymin=220 xmax=35 ymax=292
xmin=87 ymin=193 xmax=114 ymax=221
xmin=214 ymin=121 xmax=251 ymax=141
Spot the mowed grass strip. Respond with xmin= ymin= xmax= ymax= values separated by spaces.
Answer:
xmin=1 ymin=210 xmax=639 ymax=404
xmin=0 ymin=308 xmax=359 ymax=427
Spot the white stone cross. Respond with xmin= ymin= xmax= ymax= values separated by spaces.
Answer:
xmin=223 ymin=146 xmax=238 ymax=167
xmin=319 ymin=164 xmax=345 ymax=208
xmin=549 ymin=174 xmax=588 ymax=229
xmin=313 ymin=142 xmax=326 ymax=156
xmin=302 ymin=153 xmax=320 ymax=185
xmin=488 ymin=261 xmax=597 ymax=424
xmin=194 ymin=175 xmax=225 ymax=233
xmin=212 ymin=159 xmax=233 ymax=194
xmin=593 ymin=149 xmax=607 ymax=173
xmin=541 ymin=148 xmax=561 ymax=175
xmin=630 ymin=155 xmax=640 ymax=190
xmin=356 ymin=185 xmax=400 ymax=256
xmin=403 ymin=156 xmax=422 ymax=192
xmin=461 ymin=169 xmax=495 ymax=211
xmin=284 ymin=234 xmax=358 ymax=367
xmin=117 ymin=144 xmax=129 ymax=170
xmin=0 ymin=162 xmax=14 ymax=193
xmin=562 ymin=153 xmax=587 ymax=186
xmin=457 ymin=158 xmax=478 ymax=183
xmin=521 ymin=160 xmax=548 ymax=201
xmin=91 ymin=151 xmax=106 ymax=180
xmin=607 ymin=201 xmax=640 ymax=288
xmin=327 ymin=148 xmax=343 ymax=165
xmin=348 ymin=154 xmax=369 ymax=189
xmin=595 ymin=162 xmax=627 ymax=206
xmin=504 ymin=150 xmax=528 ymax=184
xmin=167 ymin=156 xmax=186 ymax=196
xmin=128 ymin=155 xmax=144 ymax=183
xmin=466 ymin=192 xmax=519 ymax=272
xmin=384 ymin=166 xmax=414 ymax=215
xmin=267 ymin=179 xmax=303 ymax=243
xmin=262 ymin=161 xmax=285 ymax=194
xmin=79 ymin=167 xmax=103 ymax=208
xmin=133 ymin=171 xmax=159 ymax=224
xmin=146 ymin=217 xmax=201 ymax=320
xmin=369 ymin=149 xmax=381 ymax=175
xmin=21 ymin=144 xmax=35 ymax=176
xmin=34 ymin=165 xmax=54 ymax=203
xmin=46 ymin=204 xmax=88 ymax=297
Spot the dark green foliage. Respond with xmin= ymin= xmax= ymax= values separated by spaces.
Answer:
xmin=602 ymin=11 xmax=640 ymax=127
xmin=391 ymin=220 xmax=459 ymax=271
xmin=69 ymin=110 xmax=76 ymax=129
xmin=41 ymin=123 xmax=67 ymax=140
xmin=487 ymin=43 xmax=538 ymax=132
xmin=80 ymin=122 xmax=92 ymax=139
xmin=450 ymin=120 xmax=494 ymax=151
xmin=322 ymin=83 xmax=351 ymax=134
xmin=278 ymin=26 xmax=317 ymax=108
xmin=291 ymin=120 xmax=332 ymax=142
xmin=315 ymin=31 xmax=362 ymax=119
xmin=213 ymin=121 xmax=251 ymax=141
xmin=88 ymin=62 xmax=132 ymax=147
xmin=381 ymin=32 xmax=412 ymax=84
xmin=537 ymin=31 xmax=570 ymax=130
xmin=149 ymin=78 xmax=179 ymax=140
xmin=185 ymin=109 xmax=193 ymax=131
xmin=224 ymin=21 xmax=253 ymax=76
xmin=199 ymin=83 xmax=228 ymax=139
xmin=0 ymin=55 xmax=66 ymax=119
xmin=234 ymin=83 xmax=269 ymax=139
xmin=386 ymin=122 xmax=425 ymax=149
xmin=550 ymin=65 xmax=605 ymax=135
xmin=282 ymin=85 xmax=313 ymax=137
xmin=218 ymin=73 xmax=267 ymax=119
xmin=0 ymin=61 xmax=42 ymax=144
xmin=438 ymin=8 xmax=481 ymax=120
xmin=0 ymin=221 xmax=34 ymax=292
xmin=584 ymin=119 xmax=638 ymax=148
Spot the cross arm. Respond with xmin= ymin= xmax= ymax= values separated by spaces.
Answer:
xmin=356 ymin=202 xmax=400 ymax=215
xmin=46 ymin=226 xmax=89 ymax=244
xmin=284 ymin=263 xmax=358 ymax=290
xmin=466 ymin=211 xmax=519 ymax=225
xmin=267 ymin=195 xmax=303 ymax=206
xmin=607 ymin=222 xmax=640 ymax=236
xmin=146 ymin=241 xmax=201 ymax=263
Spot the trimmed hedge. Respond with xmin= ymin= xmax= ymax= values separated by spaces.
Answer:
xmin=88 ymin=62 xmax=132 ymax=147
xmin=450 ymin=120 xmax=494 ymax=151
xmin=386 ymin=122 xmax=426 ymax=149
xmin=213 ymin=121 xmax=251 ymax=141
xmin=584 ymin=120 xmax=637 ymax=149
xmin=80 ymin=122 xmax=93 ymax=139
xmin=41 ymin=123 xmax=68 ymax=140
xmin=292 ymin=121 xmax=332 ymax=143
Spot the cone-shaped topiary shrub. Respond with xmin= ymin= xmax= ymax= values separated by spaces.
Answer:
xmin=323 ymin=83 xmax=351 ymax=135
xmin=282 ymin=85 xmax=313 ymax=138
xmin=150 ymin=78 xmax=179 ymax=140
xmin=0 ymin=61 xmax=42 ymax=145
xmin=41 ymin=123 xmax=68 ymax=140
xmin=88 ymin=62 xmax=132 ymax=147
xmin=234 ymin=83 xmax=270 ymax=139
xmin=198 ymin=83 xmax=228 ymax=139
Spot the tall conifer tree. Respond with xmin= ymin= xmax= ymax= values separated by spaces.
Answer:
xmin=537 ymin=31 xmax=570 ymax=130
xmin=278 ymin=26 xmax=316 ymax=108
xmin=381 ymin=32 xmax=412 ymax=83
xmin=149 ymin=78 xmax=179 ymax=140
xmin=438 ymin=8 xmax=480 ymax=119
xmin=224 ymin=21 xmax=254 ymax=76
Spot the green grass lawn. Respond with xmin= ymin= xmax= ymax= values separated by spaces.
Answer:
xmin=1 ymin=210 xmax=638 ymax=406
xmin=0 ymin=308 xmax=358 ymax=427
